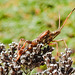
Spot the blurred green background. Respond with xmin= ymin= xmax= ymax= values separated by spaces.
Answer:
xmin=0 ymin=0 xmax=75 ymax=63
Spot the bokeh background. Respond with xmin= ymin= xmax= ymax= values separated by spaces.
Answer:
xmin=0 ymin=0 xmax=75 ymax=65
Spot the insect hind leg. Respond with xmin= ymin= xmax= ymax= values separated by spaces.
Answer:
xmin=18 ymin=38 xmax=25 ymax=50
xmin=16 ymin=39 xmax=32 ymax=62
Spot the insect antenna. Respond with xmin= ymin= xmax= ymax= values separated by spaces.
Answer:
xmin=59 ymin=8 xmax=75 ymax=31
xmin=51 ymin=8 xmax=75 ymax=39
xmin=59 ymin=11 xmax=60 ymax=29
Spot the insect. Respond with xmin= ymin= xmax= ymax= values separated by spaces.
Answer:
xmin=16 ymin=8 xmax=75 ymax=62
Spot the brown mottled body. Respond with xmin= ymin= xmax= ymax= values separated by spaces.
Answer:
xmin=16 ymin=8 xmax=75 ymax=62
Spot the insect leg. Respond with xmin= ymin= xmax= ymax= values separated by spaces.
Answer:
xmin=49 ymin=42 xmax=59 ymax=56
xmin=18 ymin=38 xmax=25 ymax=50
xmin=52 ymin=39 xmax=68 ymax=48
xmin=16 ymin=49 xmax=24 ymax=62
xmin=21 ymin=40 xmax=32 ymax=49
xmin=16 ymin=40 xmax=32 ymax=62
